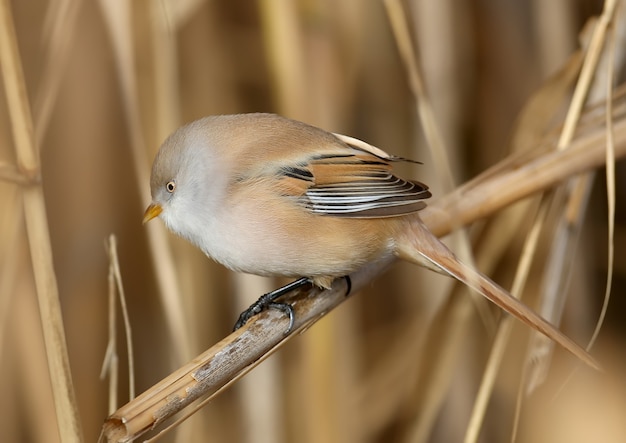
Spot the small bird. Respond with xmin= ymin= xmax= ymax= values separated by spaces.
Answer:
xmin=143 ymin=113 xmax=599 ymax=370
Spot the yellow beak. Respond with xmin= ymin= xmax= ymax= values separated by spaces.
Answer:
xmin=143 ymin=203 xmax=163 ymax=224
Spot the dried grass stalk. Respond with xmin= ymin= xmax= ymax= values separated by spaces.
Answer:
xmin=0 ymin=0 xmax=83 ymax=441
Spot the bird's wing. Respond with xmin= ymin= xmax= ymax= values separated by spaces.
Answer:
xmin=275 ymin=135 xmax=431 ymax=218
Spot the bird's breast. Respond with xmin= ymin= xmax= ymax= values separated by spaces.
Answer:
xmin=202 ymin=190 xmax=397 ymax=280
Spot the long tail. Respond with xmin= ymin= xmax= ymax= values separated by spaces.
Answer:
xmin=394 ymin=217 xmax=600 ymax=371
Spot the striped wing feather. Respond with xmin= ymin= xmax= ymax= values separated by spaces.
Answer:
xmin=278 ymin=150 xmax=431 ymax=218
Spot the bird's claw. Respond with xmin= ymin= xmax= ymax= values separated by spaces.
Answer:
xmin=233 ymin=300 xmax=295 ymax=332
xmin=232 ymin=277 xmax=310 ymax=332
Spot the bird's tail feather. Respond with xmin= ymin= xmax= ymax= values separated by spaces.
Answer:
xmin=394 ymin=217 xmax=600 ymax=371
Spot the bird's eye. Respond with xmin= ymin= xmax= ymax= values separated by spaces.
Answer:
xmin=165 ymin=181 xmax=176 ymax=193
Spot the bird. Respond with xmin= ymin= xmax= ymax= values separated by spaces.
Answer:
xmin=143 ymin=112 xmax=599 ymax=370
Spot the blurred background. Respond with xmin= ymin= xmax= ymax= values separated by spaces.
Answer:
xmin=1 ymin=0 xmax=625 ymax=442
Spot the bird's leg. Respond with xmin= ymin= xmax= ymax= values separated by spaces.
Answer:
xmin=233 ymin=275 xmax=353 ymax=332
xmin=233 ymin=277 xmax=312 ymax=332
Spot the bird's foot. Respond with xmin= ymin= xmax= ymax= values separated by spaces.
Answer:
xmin=233 ymin=277 xmax=310 ymax=332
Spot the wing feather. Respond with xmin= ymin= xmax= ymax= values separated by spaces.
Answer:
xmin=275 ymin=148 xmax=431 ymax=218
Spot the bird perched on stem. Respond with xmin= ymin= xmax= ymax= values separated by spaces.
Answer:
xmin=143 ymin=113 xmax=599 ymax=370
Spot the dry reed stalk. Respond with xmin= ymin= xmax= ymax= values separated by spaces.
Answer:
xmin=384 ymin=0 xmax=455 ymax=191
xmin=96 ymin=0 xmax=193 ymax=364
xmin=464 ymin=194 xmax=556 ymax=443
xmin=258 ymin=0 xmax=309 ymax=120
xmin=589 ymin=1 xmax=618 ymax=355
xmin=102 ymin=242 xmax=120 ymax=414
xmin=532 ymin=0 xmax=577 ymax=76
xmin=100 ymin=235 xmax=135 ymax=411
xmin=384 ymin=0 xmax=496 ymax=337
xmin=34 ymin=0 xmax=82 ymax=142
xmin=0 ymin=188 xmax=21 ymax=357
xmin=520 ymin=3 xmax=622 ymax=402
xmin=0 ymin=0 xmax=83 ymax=441
xmin=100 ymin=106 xmax=626 ymax=442
xmin=465 ymin=2 xmax=622 ymax=440
xmin=148 ymin=0 xmax=180 ymax=143
xmin=400 ymin=288 xmax=473 ymax=443
xmin=421 ymin=92 xmax=626 ymax=236
xmin=0 ymin=162 xmax=37 ymax=185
